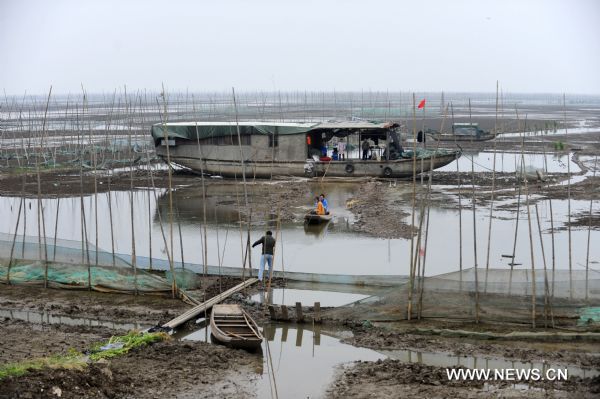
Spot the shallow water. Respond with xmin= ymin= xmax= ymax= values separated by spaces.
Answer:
xmin=250 ymin=288 xmax=369 ymax=307
xmin=437 ymin=151 xmax=580 ymax=174
xmin=180 ymin=322 xmax=599 ymax=398
xmin=180 ymin=323 xmax=384 ymax=399
xmin=0 ymin=308 xmax=147 ymax=331
xmin=0 ymin=175 xmax=598 ymax=280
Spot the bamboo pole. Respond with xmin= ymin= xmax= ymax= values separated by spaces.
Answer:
xmin=535 ymin=204 xmax=554 ymax=327
xmin=451 ymin=103 xmax=463 ymax=290
xmin=125 ymin=87 xmax=138 ymax=295
xmin=191 ymin=95 xmax=209 ymax=277
xmin=521 ymin=135 xmax=536 ymax=328
xmin=85 ymin=86 xmax=100 ymax=272
xmin=468 ymin=99 xmax=480 ymax=323
xmin=508 ymin=106 xmax=523 ymax=296
xmin=563 ymin=94 xmax=573 ymax=299
xmin=52 ymin=197 xmax=60 ymax=261
xmin=539 ymin=120 xmax=557 ymax=304
xmin=584 ymin=155 xmax=598 ymax=302
xmin=484 ymin=82 xmax=499 ymax=292
xmin=417 ymin=104 xmax=448 ymax=318
xmin=6 ymin=177 xmax=26 ymax=284
xmin=138 ymin=95 xmax=154 ymax=270
xmin=106 ymin=97 xmax=118 ymax=266
xmin=37 ymin=87 xmax=52 ymax=288
xmin=79 ymin=90 xmax=92 ymax=290
xmin=232 ymin=88 xmax=253 ymax=282
xmin=159 ymin=84 xmax=178 ymax=298
xmin=407 ymin=93 xmax=418 ymax=320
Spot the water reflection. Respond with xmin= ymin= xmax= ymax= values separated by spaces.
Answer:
xmin=303 ymin=222 xmax=330 ymax=238
xmin=251 ymin=288 xmax=369 ymax=307
xmin=0 ymin=308 xmax=147 ymax=331
xmin=438 ymin=151 xmax=581 ymax=174
xmin=181 ymin=323 xmax=383 ymax=399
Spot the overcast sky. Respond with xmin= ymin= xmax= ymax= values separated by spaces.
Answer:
xmin=1 ymin=0 xmax=599 ymax=95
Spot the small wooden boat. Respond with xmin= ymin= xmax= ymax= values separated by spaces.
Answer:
xmin=304 ymin=212 xmax=333 ymax=225
xmin=210 ymin=304 xmax=263 ymax=351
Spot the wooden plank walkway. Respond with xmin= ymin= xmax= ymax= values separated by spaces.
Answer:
xmin=162 ymin=278 xmax=258 ymax=329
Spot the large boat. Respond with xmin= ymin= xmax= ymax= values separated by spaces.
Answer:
xmin=426 ymin=123 xmax=496 ymax=142
xmin=152 ymin=121 xmax=460 ymax=178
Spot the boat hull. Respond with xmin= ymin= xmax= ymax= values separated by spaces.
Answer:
xmin=156 ymin=149 xmax=460 ymax=179
xmin=210 ymin=304 xmax=263 ymax=351
xmin=304 ymin=213 xmax=332 ymax=224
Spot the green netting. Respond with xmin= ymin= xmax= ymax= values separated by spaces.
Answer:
xmin=151 ymin=122 xmax=317 ymax=142
xmin=0 ymin=233 xmax=172 ymax=294
xmin=0 ymin=260 xmax=171 ymax=294
xmin=165 ymin=267 xmax=202 ymax=290
xmin=330 ymin=268 xmax=600 ymax=327
xmin=401 ymin=148 xmax=456 ymax=159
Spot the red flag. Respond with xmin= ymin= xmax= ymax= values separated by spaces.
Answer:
xmin=417 ymin=99 xmax=426 ymax=109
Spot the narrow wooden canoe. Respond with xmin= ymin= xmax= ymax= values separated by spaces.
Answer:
xmin=304 ymin=213 xmax=333 ymax=224
xmin=210 ymin=304 xmax=263 ymax=351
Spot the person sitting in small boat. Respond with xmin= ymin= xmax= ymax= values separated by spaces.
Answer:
xmin=311 ymin=196 xmax=325 ymax=215
xmin=331 ymin=147 xmax=339 ymax=161
xmin=319 ymin=193 xmax=329 ymax=214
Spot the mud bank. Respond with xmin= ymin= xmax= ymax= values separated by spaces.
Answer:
xmin=0 ymin=339 xmax=260 ymax=399
xmin=327 ymin=359 xmax=599 ymax=398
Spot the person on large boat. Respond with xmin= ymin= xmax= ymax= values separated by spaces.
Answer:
xmin=337 ymin=139 xmax=346 ymax=160
xmin=361 ymin=138 xmax=370 ymax=160
xmin=252 ymin=230 xmax=276 ymax=285
xmin=332 ymin=147 xmax=339 ymax=161
xmin=384 ymin=135 xmax=404 ymax=160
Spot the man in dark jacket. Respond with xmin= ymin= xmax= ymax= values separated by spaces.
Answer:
xmin=252 ymin=230 xmax=276 ymax=283
xmin=361 ymin=138 xmax=370 ymax=160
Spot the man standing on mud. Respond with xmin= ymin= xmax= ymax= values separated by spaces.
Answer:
xmin=252 ymin=230 xmax=276 ymax=286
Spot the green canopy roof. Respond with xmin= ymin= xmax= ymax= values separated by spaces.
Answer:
xmin=151 ymin=121 xmax=397 ymax=142
xmin=151 ymin=121 xmax=317 ymax=141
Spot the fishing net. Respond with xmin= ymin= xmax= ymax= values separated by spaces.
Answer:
xmin=0 ymin=261 xmax=171 ymax=294
xmin=330 ymin=267 xmax=600 ymax=327
xmin=0 ymin=233 xmax=171 ymax=294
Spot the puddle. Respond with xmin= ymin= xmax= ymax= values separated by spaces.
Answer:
xmin=250 ymin=288 xmax=370 ymax=307
xmin=438 ymin=151 xmax=580 ymax=174
xmin=0 ymin=308 xmax=148 ymax=331
xmin=180 ymin=321 xmax=599 ymax=397
xmin=380 ymin=348 xmax=600 ymax=379
xmin=180 ymin=323 xmax=384 ymax=399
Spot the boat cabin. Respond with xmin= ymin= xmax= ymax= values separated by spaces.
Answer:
xmin=451 ymin=122 xmax=487 ymax=137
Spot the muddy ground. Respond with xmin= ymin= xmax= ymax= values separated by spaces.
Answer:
xmin=0 ymin=338 xmax=260 ymax=399
xmin=1 ymin=283 xmax=599 ymax=398
xmin=326 ymin=359 xmax=600 ymax=398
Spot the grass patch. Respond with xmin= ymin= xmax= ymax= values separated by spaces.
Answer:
xmin=89 ymin=331 xmax=170 ymax=361
xmin=0 ymin=331 xmax=169 ymax=380
xmin=0 ymin=349 xmax=85 ymax=379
